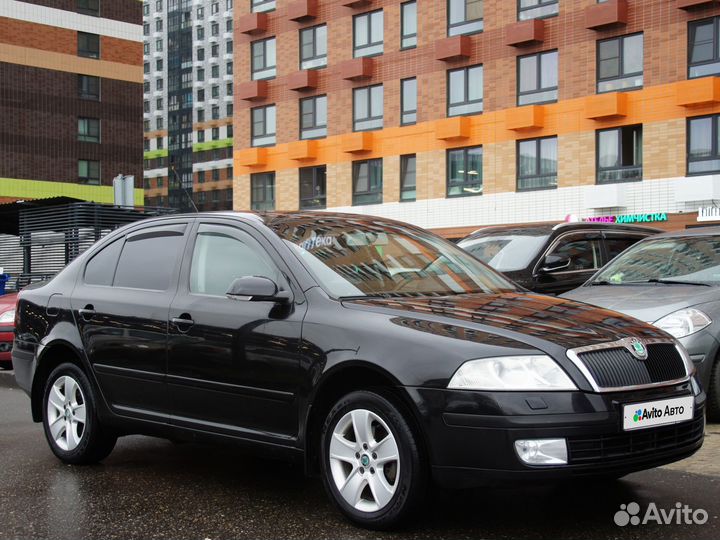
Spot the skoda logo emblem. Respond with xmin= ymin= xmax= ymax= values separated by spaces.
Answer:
xmin=628 ymin=338 xmax=648 ymax=360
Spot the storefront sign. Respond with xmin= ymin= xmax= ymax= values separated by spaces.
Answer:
xmin=697 ymin=207 xmax=720 ymax=222
xmin=584 ymin=213 xmax=668 ymax=224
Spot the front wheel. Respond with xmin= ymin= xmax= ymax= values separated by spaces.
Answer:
xmin=320 ymin=390 xmax=427 ymax=530
xmin=42 ymin=362 xmax=117 ymax=464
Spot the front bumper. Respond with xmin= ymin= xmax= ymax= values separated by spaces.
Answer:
xmin=406 ymin=381 xmax=705 ymax=489
xmin=0 ymin=325 xmax=13 ymax=363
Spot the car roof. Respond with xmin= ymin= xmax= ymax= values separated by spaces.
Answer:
xmin=126 ymin=210 xmax=428 ymax=233
xmin=461 ymin=221 xmax=662 ymax=240
xmin=643 ymin=226 xmax=720 ymax=239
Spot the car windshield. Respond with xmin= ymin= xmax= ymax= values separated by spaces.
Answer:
xmin=592 ymin=236 xmax=720 ymax=285
xmin=270 ymin=216 xmax=518 ymax=298
xmin=458 ymin=232 xmax=549 ymax=272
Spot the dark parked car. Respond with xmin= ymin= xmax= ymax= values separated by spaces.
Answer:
xmin=458 ymin=222 xmax=660 ymax=295
xmin=13 ymin=212 xmax=704 ymax=529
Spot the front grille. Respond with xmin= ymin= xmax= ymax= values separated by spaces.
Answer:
xmin=577 ymin=344 xmax=686 ymax=389
xmin=567 ymin=415 xmax=704 ymax=465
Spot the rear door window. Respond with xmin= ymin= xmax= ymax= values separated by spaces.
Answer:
xmin=114 ymin=224 xmax=187 ymax=291
xmin=604 ymin=235 xmax=645 ymax=261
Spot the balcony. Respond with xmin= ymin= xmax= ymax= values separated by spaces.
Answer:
xmin=585 ymin=0 xmax=628 ymax=30
xmin=237 ymin=12 xmax=267 ymax=35
xmin=677 ymin=0 xmax=717 ymax=8
xmin=237 ymin=80 xmax=268 ymax=101
xmin=435 ymin=35 xmax=472 ymax=61
xmin=287 ymin=69 xmax=319 ymax=91
xmin=585 ymin=92 xmax=629 ymax=120
xmin=435 ymin=117 xmax=471 ymax=140
xmin=287 ymin=0 xmax=318 ymax=21
xmin=505 ymin=19 xmax=545 ymax=47
xmin=341 ymin=132 xmax=373 ymax=153
xmin=288 ymin=140 xmax=318 ymax=161
xmin=340 ymin=57 xmax=374 ymax=81
xmin=676 ymin=77 xmax=720 ymax=107
xmin=506 ymin=106 xmax=545 ymax=131
xmin=237 ymin=147 xmax=267 ymax=167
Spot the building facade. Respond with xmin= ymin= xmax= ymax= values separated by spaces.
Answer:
xmin=233 ymin=0 xmax=720 ymax=236
xmin=142 ymin=0 xmax=235 ymax=211
xmin=0 ymin=0 xmax=144 ymax=205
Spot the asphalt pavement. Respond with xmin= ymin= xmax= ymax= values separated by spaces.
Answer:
xmin=1 ymin=370 xmax=718 ymax=540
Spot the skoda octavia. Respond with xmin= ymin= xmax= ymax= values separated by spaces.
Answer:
xmin=13 ymin=212 xmax=704 ymax=529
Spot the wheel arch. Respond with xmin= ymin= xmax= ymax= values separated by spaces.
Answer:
xmin=31 ymin=339 xmax=88 ymax=422
xmin=303 ymin=360 xmax=429 ymax=476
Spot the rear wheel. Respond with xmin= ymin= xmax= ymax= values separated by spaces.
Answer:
xmin=320 ymin=390 xmax=427 ymax=530
xmin=708 ymin=359 xmax=720 ymax=422
xmin=42 ymin=363 xmax=116 ymax=464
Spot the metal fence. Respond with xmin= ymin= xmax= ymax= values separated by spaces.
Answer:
xmin=0 ymin=202 xmax=176 ymax=292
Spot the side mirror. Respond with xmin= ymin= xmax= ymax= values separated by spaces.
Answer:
xmin=539 ymin=254 xmax=571 ymax=273
xmin=226 ymin=276 xmax=292 ymax=304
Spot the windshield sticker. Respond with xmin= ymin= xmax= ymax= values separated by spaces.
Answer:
xmin=300 ymin=235 xmax=335 ymax=250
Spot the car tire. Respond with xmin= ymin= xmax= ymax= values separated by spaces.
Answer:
xmin=320 ymin=390 xmax=427 ymax=530
xmin=708 ymin=359 xmax=720 ymax=422
xmin=42 ymin=362 xmax=117 ymax=465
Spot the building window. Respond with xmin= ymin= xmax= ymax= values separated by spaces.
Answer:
xmin=198 ymin=130 xmax=205 ymax=143
xmin=198 ymin=170 xmax=205 ymax=183
xmin=518 ymin=50 xmax=558 ymax=106
xmin=401 ymin=78 xmax=417 ymax=126
xmin=597 ymin=33 xmax=643 ymax=93
xmin=688 ymin=115 xmax=720 ymax=175
xmin=689 ymin=17 xmax=720 ymax=79
xmin=447 ymin=146 xmax=482 ymax=197
xmin=448 ymin=65 xmax=483 ymax=117
xmin=197 ymin=6 xmax=204 ymax=18
xmin=251 ymin=172 xmax=275 ymax=211
xmin=78 ymin=32 xmax=100 ymax=58
xmin=518 ymin=0 xmax=558 ymax=21
xmin=156 ymin=137 xmax=164 ymax=150
xmin=197 ymin=89 xmax=205 ymax=102
xmin=78 ymin=118 xmax=100 ymax=143
xmin=354 ymin=10 xmax=384 ymax=58
xmin=300 ymin=95 xmax=327 ymax=140
xmin=299 ymin=166 xmax=327 ymax=209
xmin=227 ymin=61 xmax=233 ymax=74
xmin=211 ymin=2 xmax=219 ymax=14
xmin=353 ymin=84 xmax=383 ymax=132
xmin=211 ymin=85 xmax=219 ymax=98
xmin=212 ymin=43 xmax=219 ymax=57
xmin=597 ymin=126 xmax=643 ymax=184
xmin=400 ymin=154 xmax=416 ymax=201
xmin=211 ymin=22 xmax=219 ymax=36
xmin=197 ymin=26 xmax=205 ymax=40
xmin=517 ymin=137 xmax=558 ymax=191
xmin=143 ymin=23 xmax=149 ymax=35
xmin=77 ymin=0 xmax=99 ymax=15
xmin=251 ymin=105 xmax=276 ymax=147
xmin=197 ymin=48 xmax=205 ymax=61
xmin=212 ymin=105 xmax=220 ymax=119
xmin=79 ymin=75 xmax=100 ymax=100
xmin=78 ymin=159 xmax=100 ymax=185
xmin=353 ymin=159 xmax=383 ymax=206
xmin=226 ymin=40 xmax=233 ymax=54
xmin=251 ymin=37 xmax=276 ymax=80
xmin=401 ymin=2 xmax=417 ymax=49
xmin=252 ymin=0 xmax=275 ymax=13
xmin=212 ymin=127 xmax=220 ymax=140
xmin=212 ymin=169 xmax=220 ymax=182
xmin=448 ymin=0 xmax=483 ymax=36
xmin=155 ymin=19 xmax=162 ymax=32
xmin=300 ymin=25 xmax=327 ymax=70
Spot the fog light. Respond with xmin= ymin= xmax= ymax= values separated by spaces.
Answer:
xmin=514 ymin=438 xmax=568 ymax=465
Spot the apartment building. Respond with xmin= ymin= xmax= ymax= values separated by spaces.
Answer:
xmin=233 ymin=0 xmax=720 ymax=235
xmin=142 ymin=0 xmax=235 ymax=211
xmin=0 ymin=0 xmax=144 ymax=205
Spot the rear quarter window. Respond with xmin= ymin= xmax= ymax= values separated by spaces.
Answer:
xmin=84 ymin=238 xmax=123 ymax=286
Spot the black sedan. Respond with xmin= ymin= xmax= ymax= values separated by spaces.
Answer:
xmin=12 ymin=212 xmax=704 ymax=529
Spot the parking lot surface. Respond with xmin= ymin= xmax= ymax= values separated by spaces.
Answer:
xmin=1 ymin=371 xmax=718 ymax=540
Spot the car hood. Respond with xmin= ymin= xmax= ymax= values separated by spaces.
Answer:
xmin=561 ymin=285 xmax=720 ymax=323
xmin=344 ymin=291 xmax=667 ymax=352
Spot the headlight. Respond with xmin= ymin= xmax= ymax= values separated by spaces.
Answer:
xmin=448 ymin=355 xmax=577 ymax=391
xmin=653 ymin=308 xmax=711 ymax=339
xmin=0 ymin=309 xmax=14 ymax=324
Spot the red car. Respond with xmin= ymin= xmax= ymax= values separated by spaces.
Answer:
xmin=0 ymin=292 xmax=17 ymax=370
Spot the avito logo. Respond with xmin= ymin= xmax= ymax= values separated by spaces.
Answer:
xmin=632 ymin=404 xmax=687 ymax=423
xmin=614 ymin=502 xmax=708 ymax=526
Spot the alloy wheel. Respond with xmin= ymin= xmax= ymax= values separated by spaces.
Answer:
xmin=46 ymin=375 xmax=86 ymax=451
xmin=328 ymin=408 xmax=400 ymax=513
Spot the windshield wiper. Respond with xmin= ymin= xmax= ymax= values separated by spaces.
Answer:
xmin=645 ymin=278 xmax=711 ymax=287
xmin=590 ymin=280 xmax=623 ymax=286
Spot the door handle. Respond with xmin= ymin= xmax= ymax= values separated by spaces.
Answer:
xmin=78 ymin=305 xmax=95 ymax=321
xmin=171 ymin=315 xmax=194 ymax=332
